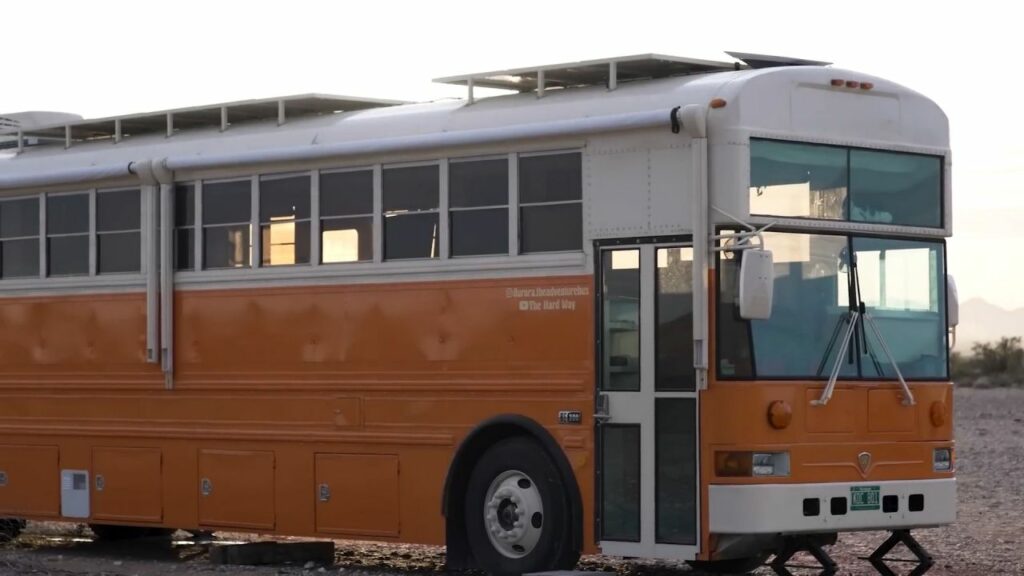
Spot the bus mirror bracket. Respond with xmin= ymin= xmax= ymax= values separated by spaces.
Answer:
xmin=739 ymin=249 xmax=774 ymax=320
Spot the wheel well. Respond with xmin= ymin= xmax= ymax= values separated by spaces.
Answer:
xmin=441 ymin=414 xmax=583 ymax=570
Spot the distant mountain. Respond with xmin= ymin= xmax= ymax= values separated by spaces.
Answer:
xmin=955 ymin=298 xmax=1024 ymax=350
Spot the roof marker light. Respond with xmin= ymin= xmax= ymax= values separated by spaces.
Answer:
xmin=831 ymin=79 xmax=844 ymax=87
xmin=710 ymin=98 xmax=727 ymax=109
xmin=860 ymin=82 xmax=874 ymax=90
xmin=846 ymin=80 xmax=859 ymax=88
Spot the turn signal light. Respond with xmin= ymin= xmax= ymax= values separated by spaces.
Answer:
xmin=715 ymin=451 xmax=791 ymax=477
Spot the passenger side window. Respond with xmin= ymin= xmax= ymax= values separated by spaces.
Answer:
xmin=96 ymin=189 xmax=141 ymax=274
xmin=0 ymin=197 xmax=40 ymax=278
xmin=449 ymin=158 xmax=509 ymax=257
xmin=383 ymin=165 xmax=439 ymax=260
xmin=519 ymin=152 xmax=582 ymax=253
xmin=47 ymin=193 xmax=90 ymax=276
xmin=320 ymin=170 xmax=373 ymax=263
xmin=202 ymin=180 xmax=251 ymax=269
xmin=260 ymin=174 xmax=310 ymax=266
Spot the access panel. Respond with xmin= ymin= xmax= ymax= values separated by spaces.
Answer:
xmin=315 ymin=453 xmax=400 ymax=537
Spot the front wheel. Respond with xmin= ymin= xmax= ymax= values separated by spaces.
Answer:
xmin=464 ymin=437 xmax=578 ymax=576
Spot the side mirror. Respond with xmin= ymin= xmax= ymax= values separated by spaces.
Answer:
xmin=739 ymin=249 xmax=774 ymax=320
xmin=946 ymin=274 xmax=959 ymax=327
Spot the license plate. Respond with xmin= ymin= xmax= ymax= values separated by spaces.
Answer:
xmin=850 ymin=485 xmax=881 ymax=511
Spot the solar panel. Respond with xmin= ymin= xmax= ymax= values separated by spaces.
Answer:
xmin=434 ymin=53 xmax=743 ymax=93
xmin=0 ymin=94 xmax=408 ymax=150
xmin=726 ymin=51 xmax=831 ymax=69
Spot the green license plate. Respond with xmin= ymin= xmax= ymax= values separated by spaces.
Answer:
xmin=850 ymin=485 xmax=881 ymax=511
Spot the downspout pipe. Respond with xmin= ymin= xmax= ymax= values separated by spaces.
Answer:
xmin=151 ymin=159 xmax=175 ymax=390
xmin=133 ymin=160 xmax=161 ymax=366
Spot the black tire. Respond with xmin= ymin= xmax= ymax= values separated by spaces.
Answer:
xmin=687 ymin=554 xmax=769 ymax=574
xmin=464 ymin=436 xmax=578 ymax=576
xmin=89 ymin=524 xmax=174 ymax=541
xmin=0 ymin=518 xmax=24 ymax=542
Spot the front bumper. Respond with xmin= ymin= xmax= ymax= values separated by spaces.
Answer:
xmin=709 ymin=478 xmax=956 ymax=535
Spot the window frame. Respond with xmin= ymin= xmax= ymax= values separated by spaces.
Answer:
xmin=258 ymin=171 xmax=312 ymax=268
xmin=0 ymin=195 xmax=42 ymax=280
xmin=318 ymin=166 xmax=376 ymax=265
xmin=448 ymin=154 xmax=511 ymax=258
xmin=45 ymin=190 xmax=93 ymax=278
xmin=381 ymin=160 xmax=442 ymax=262
xmin=95 ymin=187 xmax=143 ymax=275
xmin=517 ymin=149 xmax=584 ymax=255
xmin=200 ymin=177 xmax=254 ymax=270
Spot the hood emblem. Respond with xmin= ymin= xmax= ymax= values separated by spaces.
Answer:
xmin=858 ymin=452 xmax=872 ymax=474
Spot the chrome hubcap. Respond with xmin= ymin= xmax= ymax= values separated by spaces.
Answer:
xmin=483 ymin=470 xmax=544 ymax=558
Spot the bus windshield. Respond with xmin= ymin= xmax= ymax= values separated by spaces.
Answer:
xmin=717 ymin=232 xmax=948 ymax=380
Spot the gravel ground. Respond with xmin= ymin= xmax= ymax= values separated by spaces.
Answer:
xmin=0 ymin=387 xmax=1020 ymax=576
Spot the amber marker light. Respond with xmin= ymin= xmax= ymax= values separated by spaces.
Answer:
xmin=709 ymin=98 xmax=727 ymax=109
xmin=830 ymin=79 xmax=845 ymax=87
xmin=860 ymin=82 xmax=874 ymax=90
xmin=767 ymin=400 xmax=793 ymax=429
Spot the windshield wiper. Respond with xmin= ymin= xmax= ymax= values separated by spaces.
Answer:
xmin=813 ymin=249 xmax=916 ymax=407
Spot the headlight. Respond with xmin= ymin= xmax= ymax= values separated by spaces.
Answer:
xmin=933 ymin=448 xmax=952 ymax=471
xmin=715 ymin=451 xmax=790 ymax=477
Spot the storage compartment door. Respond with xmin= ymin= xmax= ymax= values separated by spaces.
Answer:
xmin=92 ymin=447 xmax=163 ymax=523
xmin=0 ymin=445 xmax=59 ymax=517
xmin=198 ymin=450 xmax=275 ymax=530
xmin=315 ymin=453 xmax=400 ymax=537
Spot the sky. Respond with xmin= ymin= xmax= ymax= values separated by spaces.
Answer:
xmin=3 ymin=0 xmax=1022 ymax=308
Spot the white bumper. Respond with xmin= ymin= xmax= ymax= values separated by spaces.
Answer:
xmin=709 ymin=478 xmax=956 ymax=535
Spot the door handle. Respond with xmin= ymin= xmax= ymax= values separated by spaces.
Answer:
xmin=594 ymin=393 xmax=611 ymax=424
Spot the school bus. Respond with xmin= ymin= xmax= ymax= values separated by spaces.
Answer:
xmin=0 ymin=53 xmax=955 ymax=574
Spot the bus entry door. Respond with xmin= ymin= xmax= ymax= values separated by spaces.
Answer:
xmin=596 ymin=243 xmax=699 ymax=560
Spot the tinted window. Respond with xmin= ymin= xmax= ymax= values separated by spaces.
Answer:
xmin=601 ymin=249 xmax=641 ymax=392
xmin=97 ymin=189 xmax=140 ymax=232
xmin=260 ymin=175 xmax=310 ymax=221
xmin=1 ymin=238 xmax=39 ymax=278
xmin=451 ymin=208 xmax=508 ymax=257
xmin=450 ymin=159 xmax=508 ymax=208
xmin=203 ymin=180 xmax=250 ymax=225
xmin=175 ymin=184 xmax=195 ymax=227
xmin=384 ymin=213 xmax=438 ymax=260
xmin=383 ymin=165 xmax=438 ymax=260
xmin=850 ymin=150 xmax=942 ymax=228
xmin=175 ymin=184 xmax=195 ymax=271
xmin=750 ymin=139 xmax=847 ymax=220
xmin=204 ymin=225 xmax=251 ymax=269
xmin=520 ymin=203 xmax=582 ymax=253
xmin=261 ymin=221 xmax=310 ymax=266
xmin=519 ymin=153 xmax=582 ymax=204
xmin=383 ymin=165 xmax=438 ymax=212
xmin=749 ymin=139 xmax=944 ymax=228
xmin=656 ymin=247 xmax=695 ymax=391
xmin=99 ymin=231 xmax=141 ymax=274
xmin=0 ymin=198 xmax=39 ymax=238
xmin=48 ymin=235 xmax=89 ymax=276
xmin=175 ymin=228 xmax=194 ymax=271
xmin=47 ymin=194 xmax=89 ymax=235
xmin=322 ymin=217 xmax=373 ymax=263
xmin=321 ymin=170 xmax=373 ymax=216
